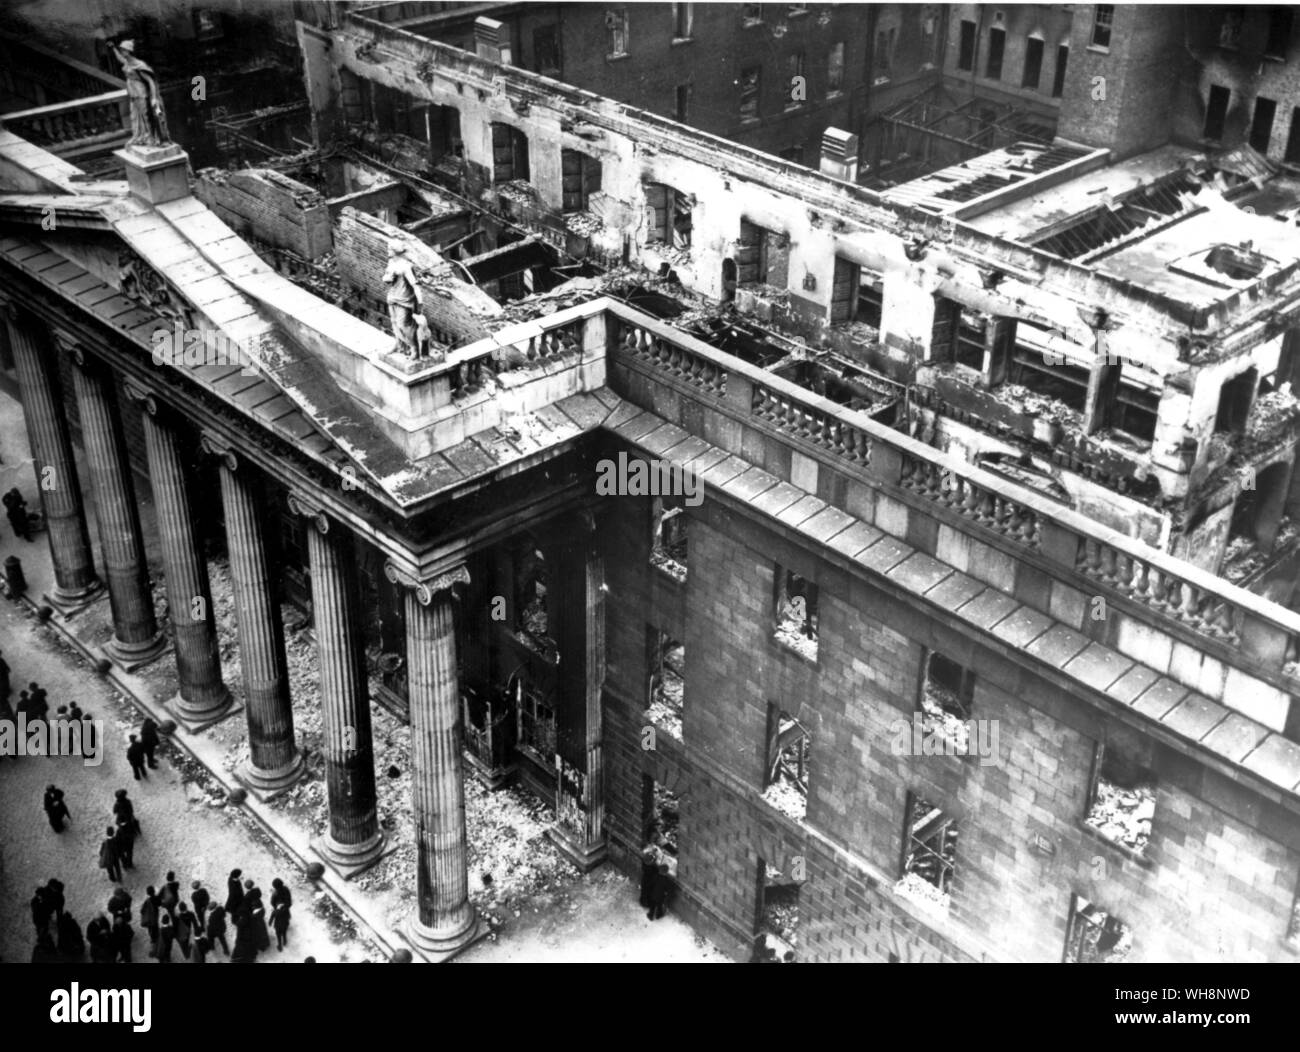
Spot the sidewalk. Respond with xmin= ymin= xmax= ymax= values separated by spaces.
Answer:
xmin=0 ymin=384 xmax=726 ymax=963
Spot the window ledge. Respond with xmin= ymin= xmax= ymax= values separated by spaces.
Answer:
xmin=1078 ymin=819 xmax=1154 ymax=868
xmin=788 ymin=8 xmax=811 ymax=17
xmin=606 ymin=52 xmax=630 ymax=62
xmin=671 ymin=36 xmax=693 ymax=46
xmin=773 ymin=632 xmax=819 ymax=665
xmin=743 ymin=19 xmax=764 ymax=28
xmin=739 ymin=115 xmax=761 ymax=125
xmin=826 ymin=89 xmax=844 ymax=100
xmin=1264 ymin=52 xmax=1287 ymax=63
xmin=1086 ymin=44 xmax=1110 ymax=54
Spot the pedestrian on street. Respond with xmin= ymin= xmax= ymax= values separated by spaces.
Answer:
xmin=163 ymin=870 xmax=180 ymax=913
xmin=646 ymin=862 xmax=671 ymax=921
xmin=111 ymin=914 xmax=134 ymax=964
xmin=107 ymin=885 xmax=132 ymax=924
xmin=190 ymin=880 xmax=210 ymax=928
xmin=4 ymin=487 xmax=32 ymax=542
xmin=140 ymin=888 xmax=160 ymax=953
xmin=30 ymin=887 xmax=50 ymax=937
xmin=271 ymin=902 xmax=291 ymax=951
xmin=99 ymin=827 xmax=122 ymax=883
xmin=270 ymin=877 xmax=292 ymax=919
xmin=250 ymin=902 xmax=270 ymax=953
xmin=230 ymin=911 xmax=258 ymax=963
xmin=154 ymin=911 xmax=174 ymax=963
xmin=69 ymin=701 xmax=83 ymax=722
xmin=112 ymin=788 xmax=136 ymax=827
xmin=139 ymin=718 xmax=160 ymax=768
xmin=205 ymin=904 xmax=230 ymax=956
xmin=188 ymin=932 xmax=210 ymax=965
xmin=28 ymin=682 xmax=48 ymax=722
xmin=57 ymin=912 xmax=85 ymax=960
xmin=113 ymin=817 xmax=136 ymax=870
xmin=86 ymin=914 xmax=113 ymax=964
xmin=45 ymin=788 xmax=69 ymax=832
xmin=225 ymin=868 xmax=244 ymax=919
xmin=126 ymin=734 xmax=147 ymax=779
xmin=174 ymin=903 xmax=195 ymax=958
xmin=31 ymin=931 xmax=59 ymax=963
xmin=44 ymin=877 xmax=65 ymax=923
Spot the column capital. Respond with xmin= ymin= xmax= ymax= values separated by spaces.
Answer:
xmin=50 ymin=328 xmax=88 ymax=366
xmin=199 ymin=430 xmax=242 ymax=472
xmin=123 ymin=378 xmax=163 ymax=417
xmin=286 ymin=491 xmax=332 ymax=535
xmin=384 ymin=560 xmax=469 ymax=605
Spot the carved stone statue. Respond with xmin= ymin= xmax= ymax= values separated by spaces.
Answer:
xmin=111 ymin=39 xmax=171 ymax=148
xmin=382 ymin=240 xmax=424 ymax=357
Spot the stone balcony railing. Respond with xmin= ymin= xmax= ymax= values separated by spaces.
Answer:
xmin=1 ymin=92 xmax=129 ymax=157
xmin=594 ymin=300 xmax=1300 ymax=737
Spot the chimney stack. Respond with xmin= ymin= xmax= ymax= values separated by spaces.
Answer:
xmin=820 ymin=127 xmax=859 ymax=183
xmin=474 ymin=17 xmax=512 ymax=64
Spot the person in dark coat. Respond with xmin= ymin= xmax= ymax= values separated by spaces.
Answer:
xmin=189 ymin=933 xmax=210 ymax=965
xmin=270 ymin=877 xmax=292 ymax=914
xmin=173 ymin=903 xmax=195 ymax=958
xmin=126 ymin=734 xmax=148 ymax=780
xmin=271 ymin=903 xmax=291 ymax=950
xmin=139 ymin=718 xmax=160 ymax=768
xmin=113 ymin=817 xmax=136 ymax=870
xmin=224 ymin=868 xmax=244 ymax=918
xmin=99 ymin=827 xmax=122 ymax=882
xmin=140 ymin=888 xmax=160 ymax=954
xmin=30 ymin=887 xmax=50 ymax=936
xmin=44 ymin=877 xmax=65 ymax=923
xmin=646 ymin=862 xmax=671 ymax=921
xmin=107 ymin=885 xmax=132 ymax=923
xmin=27 ymin=683 xmax=48 ymax=722
xmin=57 ymin=912 xmax=85 ymax=960
xmin=86 ymin=914 xmax=114 ymax=964
xmin=111 ymin=914 xmax=134 ymax=964
xmin=4 ymin=487 xmax=32 ymax=542
xmin=69 ymin=701 xmax=83 ymax=722
xmin=44 ymin=786 xmax=69 ymax=832
xmin=190 ymin=880 xmax=210 ymax=928
xmin=250 ymin=904 xmax=271 ymax=953
xmin=112 ymin=788 xmax=136 ymax=827
xmin=230 ymin=911 xmax=259 ymax=963
xmin=31 ymin=931 xmax=59 ymax=963
xmin=638 ymin=845 xmax=659 ymax=908
xmin=206 ymin=904 xmax=230 ymax=956
xmin=154 ymin=911 xmax=175 ymax=963
xmin=159 ymin=871 xmax=179 ymax=919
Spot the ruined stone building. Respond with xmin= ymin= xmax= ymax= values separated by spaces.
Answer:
xmin=4 ymin=4 xmax=1300 ymax=963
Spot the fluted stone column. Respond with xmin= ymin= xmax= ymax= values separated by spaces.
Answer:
xmin=548 ymin=513 xmax=607 ymax=870
xmin=389 ymin=560 xmax=485 ymax=961
xmin=3 ymin=305 xmax=102 ymax=611
xmin=131 ymin=386 xmax=233 ymax=728
xmin=291 ymin=493 xmax=385 ymax=878
xmin=202 ymin=434 xmax=303 ymax=796
xmin=64 ymin=340 xmax=165 ymax=668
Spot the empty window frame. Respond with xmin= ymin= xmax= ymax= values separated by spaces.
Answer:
xmin=957 ymin=19 xmax=977 ymax=71
xmin=533 ymin=23 xmax=561 ymax=74
xmin=1092 ymin=4 xmax=1114 ymax=49
xmin=514 ymin=676 xmax=557 ymax=759
xmin=740 ymin=65 xmax=761 ymax=120
xmin=763 ymin=703 xmax=810 ymax=820
xmin=830 ymin=256 xmax=883 ymax=327
xmin=1022 ymin=36 xmax=1044 ymax=89
xmin=1252 ymin=96 xmax=1278 ymax=153
xmin=919 ymin=651 xmax=974 ymax=751
xmin=1216 ymin=368 xmax=1257 ymax=435
xmin=560 ymin=149 xmax=602 ymax=212
xmin=786 ymin=51 xmax=805 ymax=107
xmin=650 ymin=494 xmax=688 ymax=580
xmin=675 ymin=82 xmax=692 ymax=122
xmin=755 ymin=857 xmax=801 ymax=962
xmin=672 ymin=1 xmax=693 ymax=39
xmin=955 ymin=310 xmax=987 ymax=370
xmin=875 ymin=27 xmax=896 ymax=80
xmin=738 ymin=219 xmax=789 ymax=288
xmin=1052 ymin=44 xmax=1069 ymax=97
xmin=1219 ymin=8 xmax=1244 ymax=49
xmin=827 ymin=41 xmax=845 ymax=93
xmin=1064 ymin=894 xmax=1132 ymax=962
xmin=986 ymin=26 xmax=1006 ymax=79
xmin=742 ymin=3 xmax=764 ymax=26
xmin=898 ymin=794 xmax=957 ymax=910
xmin=1084 ymin=741 xmax=1156 ymax=855
xmin=606 ymin=7 xmax=629 ymax=57
xmin=514 ymin=546 xmax=553 ymax=650
xmin=490 ymin=122 xmax=530 ymax=184
xmin=642 ymin=774 xmax=680 ymax=858
xmin=1267 ymin=7 xmax=1294 ymax=58
xmin=773 ymin=565 xmax=818 ymax=660
xmin=644 ymin=182 xmax=692 ymax=248
xmin=1205 ymin=84 xmax=1231 ymax=141
xmin=1009 ymin=341 xmax=1090 ymax=414
xmin=646 ymin=627 xmax=685 ymax=739
xmin=1286 ymin=107 xmax=1300 ymax=163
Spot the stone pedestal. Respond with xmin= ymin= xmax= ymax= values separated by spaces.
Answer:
xmin=68 ymin=348 xmax=165 ymax=669
xmin=294 ymin=494 xmax=386 ymax=878
xmin=203 ymin=436 xmax=303 ymax=797
xmin=391 ymin=561 xmax=486 ymax=962
xmin=115 ymin=143 xmax=189 ymax=206
xmin=3 ymin=306 xmax=102 ymax=612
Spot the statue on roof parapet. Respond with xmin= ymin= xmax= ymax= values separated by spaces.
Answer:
xmin=111 ymin=39 xmax=171 ymax=149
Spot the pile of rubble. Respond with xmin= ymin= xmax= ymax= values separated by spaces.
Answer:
xmin=1085 ymin=779 xmax=1155 ymax=852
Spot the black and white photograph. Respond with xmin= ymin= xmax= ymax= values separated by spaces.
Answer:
xmin=0 ymin=0 xmax=1294 ymax=1019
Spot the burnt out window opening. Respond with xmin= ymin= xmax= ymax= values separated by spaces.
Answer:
xmin=763 ymin=703 xmax=810 ymax=820
xmin=561 ymin=149 xmax=602 ymax=213
xmin=515 ymin=546 xmax=557 ymax=657
xmin=650 ymin=495 xmax=688 ymax=580
xmin=512 ymin=671 xmax=557 ymax=760
xmin=643 ymin=775 xmax=680 ymax=858
xmin=898 ymin=794 xmax=957 ymax=911
xmin=1052 ymin=45 xmax=1069 ymax=97
xmin=645 ymin=182 xmax=693 ymax=248
xmin=740 ymin=65 xmax=761 ymax=121
xmin=491 ymin=122 xmax=530 ymax=184
xmin=1064 ymin=894 xmax=1132 ymax=962
xmin=1267 ymin=7 xmax=1294 ymax=59
xmin=920 ymin=651 xmax=974 ymax=752
xmin=1216 ymin=368 xmax=1257 ymax=435
xmin=830 ymin=257 xmax=883 ymax=327
xmin=675 ymin=82 xmax=692 ymax=122
xmin=647 ymin=627 xmax=685 ymax=739
xmin=672 ymin=2 xmax=694 ymax=40
xmin=986 ymin=26 xmax=1005 ymax=80
xmin=606 ymin=7 xmax=629 ymax=57
xmin=756 ymin=858 xmax=801 ymax=962
xmin=827 ymin=41 xmax=845 ymax=94
xmin=955 ymin=311 xmax=987 ymax=370
xmin=1022 ymin=36 xmax=1044 ymax=90
xmin=773 ymin=566 xmax=818 ymax=660
xmin=875 ymin=27 xmax=896 ymax=81
xmin=742 ymin=3 xmax=764 ymax=27
xmin=738 ymin=219 xmax=790 ymax=288
xmin=1084 ymin=741 xmax=1156 ymax=855
xmin=1286 ymin=107 xmax=1300 ymax=164
xmin=1251 ymin=97 xmax=1278 ymax=153
xmin=957 ymin=19 xmax=977 ymax=71
xmin=1205 ymin=84 xmax=1231 ymax=141
xmin=533 ymin=24 xmax=561 ymax=75
xmin=1220 ymin=8 xmax=1244 ymax=49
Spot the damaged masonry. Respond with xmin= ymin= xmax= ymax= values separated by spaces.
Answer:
xmin=3 ymin=1 xmax=1300 ymax=968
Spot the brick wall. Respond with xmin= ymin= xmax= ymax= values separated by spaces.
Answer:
xmin=333 ymin=206 xmax=502 ymax=348
xmin=598 ymin=463 xmax=1300 ymax=962
xmin=194 ymin=168 xmax=333 ymax=261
